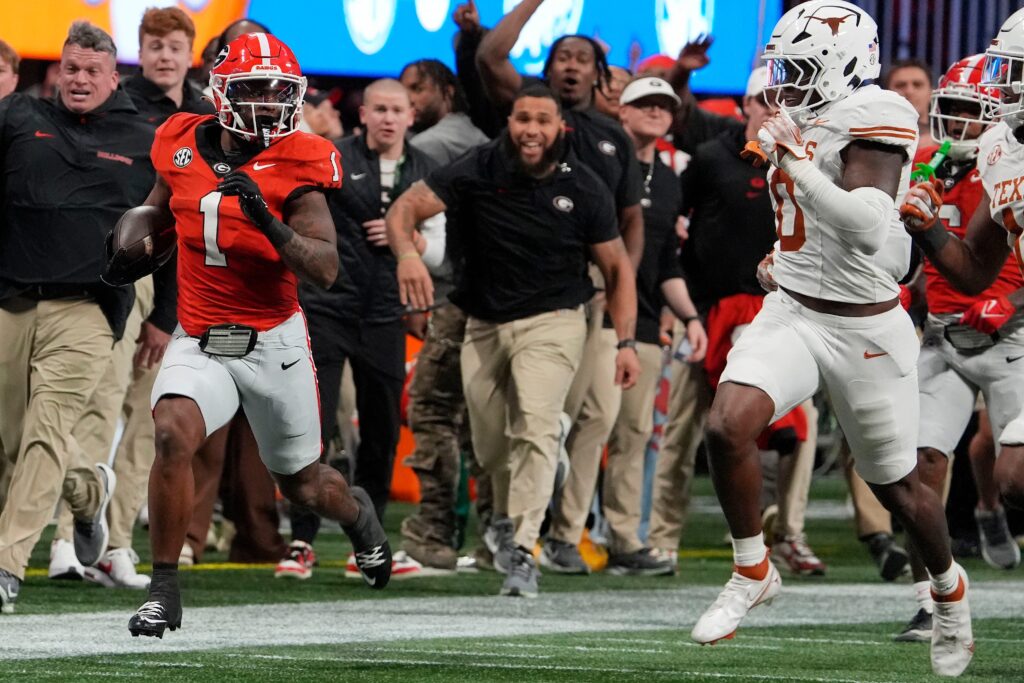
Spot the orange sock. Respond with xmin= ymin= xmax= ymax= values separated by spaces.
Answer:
xmin=735 ymin=554 xmax=771 ymax=581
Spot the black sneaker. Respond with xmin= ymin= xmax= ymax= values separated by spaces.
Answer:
xmin=606 ymin=547 xmax=676 ymax=576
xmin=0 ymin=569 xmax=20 ymax=614
xmin=539 ymin=539 xmax=590 ymax=575
xmin=893 ymin=607 xmax=932 ymax=642
xmin=128 ymin=592 xmax=182 ymax=638
xmin=865 ymin=533 xmax=909 ymax=582
xmin=343 ymin=487 xmax=392 ymax=589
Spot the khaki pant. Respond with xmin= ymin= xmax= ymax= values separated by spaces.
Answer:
xmin=0 ymin=297 xmax=111 ymax=579
xmin=603 ymin=338 xmax=664 ymax=554
xmin=646 ymin=337 xmax=712 ymax=552
xmin=774 ymin=399 xmax=818 ymax=539
xmin=549 ymin=325 xmax=621 ymax=545
xmin=56 ymin=276 xmax=155 ymax=545
xmin=462 ymin=308 xmax=586 ymax=550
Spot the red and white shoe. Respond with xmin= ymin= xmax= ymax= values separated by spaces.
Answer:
xmin=691 ymin=559 xmax=781 ymax=644
xmin=931 ymin=566 xmax=974 ymax=677
xmin=347 ymin=550 xmax=422 ymax=580
xmin=771 ymin=535 xmax=827 ymax=576
xmin=275 ymin=541 xmax=317 ymax=580
xmin=83 ymin=547 xmax=150 ymax=589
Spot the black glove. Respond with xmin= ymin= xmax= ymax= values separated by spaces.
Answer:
xmin=217 ymin=171 xmax=275 ymax=231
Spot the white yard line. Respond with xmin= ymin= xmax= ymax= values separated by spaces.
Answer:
xmin=2 ymin=581 xmax=1021 ymax=661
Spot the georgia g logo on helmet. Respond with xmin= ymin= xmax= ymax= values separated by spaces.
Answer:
xmin=209 ymin=33 xmax=308 ymax=148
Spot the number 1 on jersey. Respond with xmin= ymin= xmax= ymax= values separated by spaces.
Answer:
xmin=769 ymin=168 xmax=806 ymax=252
xmin=200 ymin=191 xmax=227 ymax=267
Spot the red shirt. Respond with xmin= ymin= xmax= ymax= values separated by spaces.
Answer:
xmin=152 ymin=114 xmax=343 ymax=335
xmin=915 ymin=145 xmax=1023 ymax=313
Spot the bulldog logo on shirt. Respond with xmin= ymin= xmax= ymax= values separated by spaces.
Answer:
xmin=553 ymin=196 xmax=575 ymax=212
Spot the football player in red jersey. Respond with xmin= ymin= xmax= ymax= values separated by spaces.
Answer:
xmin=127 ymin=33 xmax=392 ymax=639
xmin=896 ymin=55 xmax=1024 ymax=644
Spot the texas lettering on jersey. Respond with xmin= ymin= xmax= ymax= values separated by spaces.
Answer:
xmin=915 ymin=144 xmax=1023 ymax=314
xmin=978 ymin=121 xmax=1024 ymax=277
xmin=151 ymin=113 xmax=343 ymax=336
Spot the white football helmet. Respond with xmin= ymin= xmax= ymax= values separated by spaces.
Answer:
xmin=983 ymin=8 xmax=1024 ymax=129
xmin=762 ymin=0 xmax=881 ymax=125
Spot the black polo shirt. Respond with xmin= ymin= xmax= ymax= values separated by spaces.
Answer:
xmin=562 ymin=107 xmax=644 ymax=212
xmin=680 ymin=125 xmax=775 ymax=313
xmin=123 ymin=73 xmax=213 ymax=125
xmin=426 ymin=138 xmax=619 ymax=323
xmin=604 ymin=157 xmax=684 ymax=345
xmin=0 ymin=91 xmax=155 ymax=338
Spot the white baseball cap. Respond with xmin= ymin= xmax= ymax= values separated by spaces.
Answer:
xmin=745 ymin=66 xmax=769 ymax=97
xmin=620 ymin=76 xmax=682 ymax=107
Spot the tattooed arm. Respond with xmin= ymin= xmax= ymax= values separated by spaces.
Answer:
xmin=217 ymin=170 xmax=338 ymax=288
xmin=279 ymin=190 xmax=339 ymax=289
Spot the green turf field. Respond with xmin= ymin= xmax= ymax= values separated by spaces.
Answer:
xmin=3 ymin=477 xmax=1022 ymax=682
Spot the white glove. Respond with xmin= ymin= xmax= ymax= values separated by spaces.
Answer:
xmin=899 ymin=180 xmax=943 ymax=232
xmin=757 ymin=109 xmax=806 ymax=167
xmin=756 ymin=251 xmax=778 ymax=293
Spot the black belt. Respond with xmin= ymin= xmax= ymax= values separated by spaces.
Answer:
xmin=21 ymin=284 xmax=94 ymax=300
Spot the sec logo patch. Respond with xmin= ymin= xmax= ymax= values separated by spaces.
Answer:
xmin=173 ymin=147 xmax=193 ymax=168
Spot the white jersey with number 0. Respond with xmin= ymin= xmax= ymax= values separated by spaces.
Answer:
xmin=770 ymin=84 xmax=919 ymax=304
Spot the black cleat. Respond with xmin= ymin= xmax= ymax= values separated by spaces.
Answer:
xmin=128 ymin=594 xmax=182 ymax=638
xmin=344 ymin=487 xmax=392 ymax=589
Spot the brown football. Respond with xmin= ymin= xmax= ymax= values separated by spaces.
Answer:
xmin=103 ymin=206 xmax=176 ymax=286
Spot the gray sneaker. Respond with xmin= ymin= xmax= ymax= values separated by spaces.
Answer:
xmin=484 ymin=517 xmax=515 ymax=575
xmin=0 ymin=569 xmax=21 ymax=614
xmin=73 ymin=463 xmax=116 ymax=567
xmin=500 ymin=547 xmax=540 ymax=598
xmin=975 ymin=507 xmax=1021 ymax=570
xmin=893 ymin=607 xmax=933 ymax=642
xmin=540 ymin=539 xmax=590 ymax=575
xmin=606 ymin=547 xmax=676 ymax=576
xmin=865 ymin=533 xmax=910 ymax=582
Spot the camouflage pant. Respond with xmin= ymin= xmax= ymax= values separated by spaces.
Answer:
xmin=402 ymin=303 xmax=473 ymax=548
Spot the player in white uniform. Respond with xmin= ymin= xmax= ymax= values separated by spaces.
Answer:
xmin=902 ymin=8 xmax=1024 ymax=517
xmin=692 ymin=2 xmax=974 ymax=677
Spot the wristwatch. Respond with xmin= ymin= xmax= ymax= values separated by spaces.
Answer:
xmin=616 ymin=339 xmax=637 ymax=350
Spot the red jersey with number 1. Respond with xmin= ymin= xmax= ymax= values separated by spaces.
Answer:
xmin=151 ymin=113 xmax=342 ymax=336
xmin=915 ymin=145 xmax=1023 ymax=313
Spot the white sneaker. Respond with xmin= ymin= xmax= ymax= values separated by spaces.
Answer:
xmin=83 ymin=548 xmax=151 ymax=589
xmin=691 ymin=561 xmax=781 ymax=644
xmin=48 ymin=539 xmax=84 ymax=581
xmin=178 ymin=543 xmax=194 ymax=567
xmin=931 ymin=566 xmax=974 ymax=677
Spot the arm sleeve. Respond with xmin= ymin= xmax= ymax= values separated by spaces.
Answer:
xmin=417 ymin=211 xmax=447 ymax=272
xmin=779 ymin=155 xmax=896 ymax=255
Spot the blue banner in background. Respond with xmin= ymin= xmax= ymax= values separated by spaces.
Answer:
xmin=247 ymin=0 xmax=782 ymax=95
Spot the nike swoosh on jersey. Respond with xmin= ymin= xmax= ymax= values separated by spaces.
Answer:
xmin=351 ymin=172 xmax=367 ymax=180
xmin=863 ymin=350 xmax=889 ymax=359
xmin=281 ymin=359 xmax=301 ymax=370
xmin=253 ymin=161 xmax=276 ymax=171
xmin=34 ymin=130 xmax=54 ymax=138
xmin=1007 ymin=355 xmax=1024 ymax=363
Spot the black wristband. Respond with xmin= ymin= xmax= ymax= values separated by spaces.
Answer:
xmin=912 ymin=222 xmax=951 ymax=255
xmin=682 ymin=315 xmax=699 ymax=326
xmin=262 ymin=217 xmax=295 ymax=249
xmin=616 ymin=338 xmax=637 ymax=350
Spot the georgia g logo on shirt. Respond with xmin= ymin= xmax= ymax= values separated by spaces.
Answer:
xmin=553 ymin=196 xmax=575 ymax=212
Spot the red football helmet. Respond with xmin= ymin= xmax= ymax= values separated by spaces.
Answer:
xmin=930 ymin=54 xmax=1000 ymax=160
xmin=210 ymin=33 xmax=307 ymax=146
